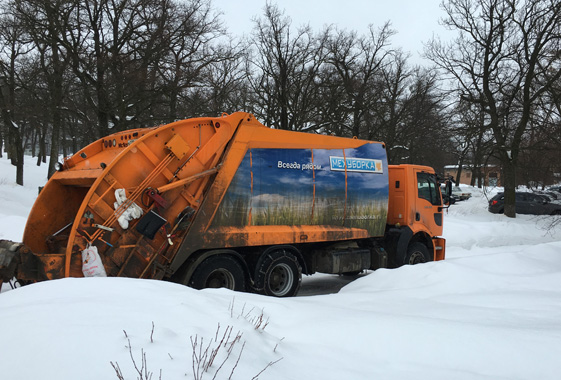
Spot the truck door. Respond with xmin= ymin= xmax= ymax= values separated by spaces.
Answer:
xmin=414 ymin=171 xmax=443 ymax=235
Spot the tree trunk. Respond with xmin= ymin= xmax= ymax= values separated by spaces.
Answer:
xmin=502 ymin=160 xmax=517 ymax=218
xmin=37 ymin=130 xmax=45 ymax=166
xmin=31 ymin=127 xmax=37 ymax=157
xmin=470 ymin=166 xmax=477 ymax=186
xmin=5 ymin=120 xmax=23 ymax=185
xmin=48 ymin=112 xmax=61 ymax=178
xmin=0 ymin=78 xmax=23 ymax=185
xmin=455 ymin=156 xmax=464 ymax=186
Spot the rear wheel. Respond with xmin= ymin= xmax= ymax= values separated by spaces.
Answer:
xmin=189 ymin=255 xmax=246 ymax=291
xmin=255 ymin=249 xmax=301 ymax=297
xmin=404 ymin=242 xmax=430 ymax=265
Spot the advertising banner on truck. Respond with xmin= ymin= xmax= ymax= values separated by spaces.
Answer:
xmin=212 ymin=142 xmax=389 ymax=237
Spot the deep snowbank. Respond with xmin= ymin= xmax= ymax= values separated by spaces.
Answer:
xmin=1 ymin=156 xmax=560 ymax=380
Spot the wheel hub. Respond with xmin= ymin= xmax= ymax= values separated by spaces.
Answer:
xmin=206 ymin=269 xmax=235 ymax=289
xmin=268 ymin=263 xmax=293 ymax=296
xmin=409 ymin=252 xmax=426 ymax=264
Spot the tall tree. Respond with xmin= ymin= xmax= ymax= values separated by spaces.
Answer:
xmin=399 ymin=68 xmax=450 ymax=168
xmin=426 ymin=0 xmax=561 ymax=217
xmin=156 ymin=0 xmax=227 ymax=121
xmin=248 ymin=3 xmax=327 ymax=131
xmin=324 ymin=23 xmax=395 ymax=138
xmin=368 ymin=50 xmax=411 ymax=156
xmin=13 ymin=0 xmax=75 ymax=177
xmin=0 ymin=10 xmax=29 ymax=184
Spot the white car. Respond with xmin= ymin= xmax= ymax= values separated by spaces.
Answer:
xmin=452 ymin=186 xmax=471 ymax=201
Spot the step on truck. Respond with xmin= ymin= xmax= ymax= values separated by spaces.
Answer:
xmin=0 ymin=112 xmax=448 ymax=297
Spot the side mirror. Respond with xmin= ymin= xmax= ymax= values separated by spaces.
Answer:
xmin=440 ymin=180 xmax=453 ymax=208
xmin=437 ymin=174 xmax=454 ymax=208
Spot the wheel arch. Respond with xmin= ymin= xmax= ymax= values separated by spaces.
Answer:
xmin=410 ymin=232 xmax=434 ymax=259
xmin=386 ymin=226 xmax=434 ymax=265
xmin=177 ymin=249 xmax=250 ymax=286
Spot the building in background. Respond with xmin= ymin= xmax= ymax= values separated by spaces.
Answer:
xmin=444 ymin=165 xmax=501 ymax=187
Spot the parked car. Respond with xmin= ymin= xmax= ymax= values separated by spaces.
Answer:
xmin=440 ymin=185 xmax=458 ymax=205
xmin=442 ymin=193 xmax=457 ymax=205
xmin=547 ymin=186 xmax=561 ymax=197
xmin=452 ymin=186 xmax=472 ymax=201
xmin=536 ymin=191 xmax=561 ymax=201
xmin=488 ymin=192 xmax=561 ymax=215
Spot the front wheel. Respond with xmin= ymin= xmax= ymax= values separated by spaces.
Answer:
xmin=254 ymin=249 xmax=302 ymax=297
xmin=189 ymin=255 xmax=246 ymax=292
xmin=404 ymin=242 xmax=430 ymax=265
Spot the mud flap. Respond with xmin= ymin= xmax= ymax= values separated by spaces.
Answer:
xmin=433 ymin=237 xmax=446 ymax=261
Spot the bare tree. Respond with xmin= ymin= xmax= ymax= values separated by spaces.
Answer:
xmin=61 ymin=0 xmax=164 ymax=136
xmin=0 ymin=10 xmax=29 ymax=184
xmin=197 ymin=45 xmax=249 ymax=115
xmin=447 ymin=100 xmax=496 ymax=187
xmin=248 ymin=3 xmax=328 ymax=131
xmin=324 ymin=23 xmax=395 ymax=138
xmin=399 ymin=68 xmax=451 ymax=168
xmin=12 ymin=0 xmax=75 ymax=177
xmin=156 ymin=0 xmax=229 ymax=121
xmin=368 ymin=51 xmax=411 ymax=157
xmin=426 ymin=0 xmax=561 ymax=217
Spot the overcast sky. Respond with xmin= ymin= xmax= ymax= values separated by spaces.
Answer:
xmin=211 ymin=0 xmax=452 ymax=63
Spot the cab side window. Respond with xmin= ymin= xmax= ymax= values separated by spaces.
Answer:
xmin=417 ymin=172 xmax=441 ymax=206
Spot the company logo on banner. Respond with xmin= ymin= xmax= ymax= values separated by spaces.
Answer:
xmin=329 ymin=156 xmax=383 ymax=173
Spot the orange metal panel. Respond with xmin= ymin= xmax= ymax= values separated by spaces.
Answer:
xmin=165 ymin=134 xmax=191 ymax=160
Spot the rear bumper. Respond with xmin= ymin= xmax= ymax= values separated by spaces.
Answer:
xmin=488 ymin=205 xmax=502 ymax=213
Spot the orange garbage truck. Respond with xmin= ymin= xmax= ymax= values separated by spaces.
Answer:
xmin=0 ymin=112 xmax=447 ymax=297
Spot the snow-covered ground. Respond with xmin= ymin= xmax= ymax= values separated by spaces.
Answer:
xmin=1 ymin=155 xmax=561 ymax=380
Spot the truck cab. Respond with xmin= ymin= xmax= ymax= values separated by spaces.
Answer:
xmin=386 ymin=165 xmax=446 ymax=265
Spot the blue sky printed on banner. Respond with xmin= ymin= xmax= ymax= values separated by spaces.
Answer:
xmin=211 ymin=143 xmax=389 ymax=235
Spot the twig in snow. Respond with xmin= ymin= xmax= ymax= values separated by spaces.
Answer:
xmin=274 ymin=337 xmax=285 ymax=353
xmin=251 ymin=357 xmax=283 ymax=380
xmin=228 ymin=341 xmax=245 ymax=380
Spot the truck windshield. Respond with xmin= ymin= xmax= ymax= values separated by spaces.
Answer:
xmin=417 ymin=172 xmax=441 ymax=206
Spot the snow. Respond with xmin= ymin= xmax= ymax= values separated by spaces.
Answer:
xmin=1 ymin=155 xmax=561 ymax=380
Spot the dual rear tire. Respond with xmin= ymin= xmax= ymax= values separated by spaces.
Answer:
xmin=254 ymin=249 xmax=302 ymax=297
xmin=187 ymin=248 xmax=302 ymax=297
xmin=189 ymin=255 xmax=246 ymax=291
